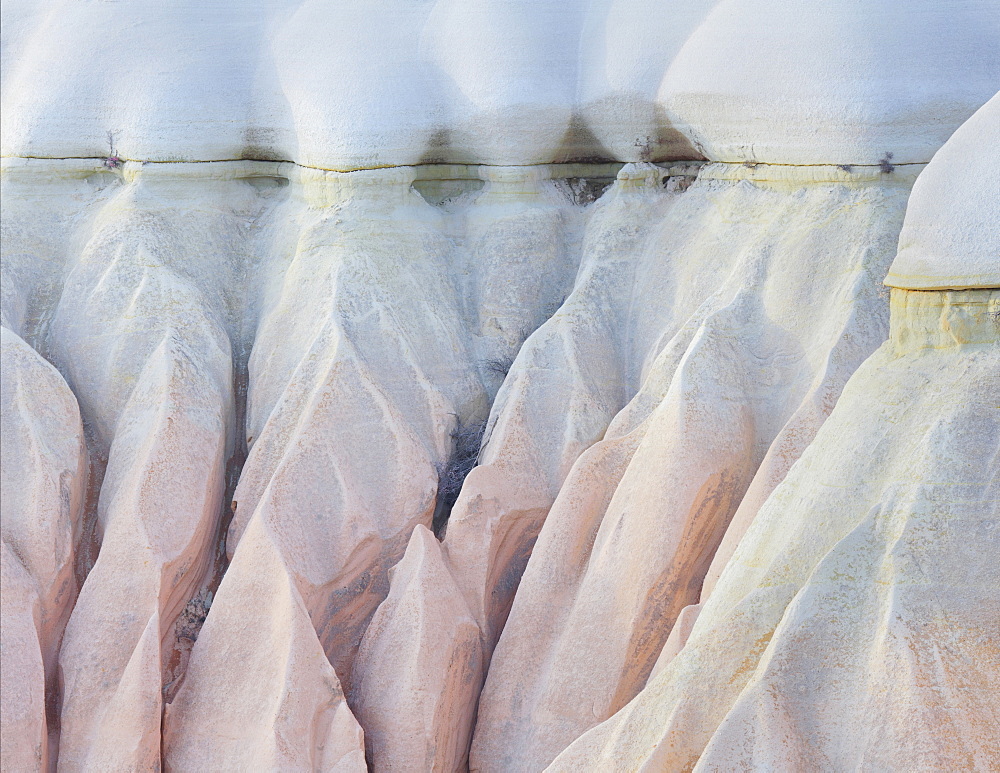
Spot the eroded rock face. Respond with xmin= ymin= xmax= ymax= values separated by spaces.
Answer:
xmin=548 ymin=287 xmax=1000 ymax=772
xmin=351 ymin=525 xmax=482 ymax=772
xmin=546 ymin=92 xmax=1000 ymax=773
xmin=44 ymin=171 xmax=238 ymax=771
xmin=470 ymin=165 xmax=911 ymax=772
xmin=163 ymin=515 xmax=368 ymax=771
xmin=162 ymin=169 xmax=487 ymax=768
xmin=0 ymin=326 xmax=87 ymax=771
xmin=0 ymin=327 xmax=87 ymax=666
xmin=0 ymin=539 xmax=48 ymax=771
xmin=2 ymin=4 xmax=998 ymax=771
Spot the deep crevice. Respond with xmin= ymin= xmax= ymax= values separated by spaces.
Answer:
xmin=433 ymin=417 xmax=488 ymax=538
xmin=160 ymin=336 xmax=249 ymax=706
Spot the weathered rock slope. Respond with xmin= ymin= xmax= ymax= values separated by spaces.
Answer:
xmin=1 ymin=3 xmax=998 ymax=771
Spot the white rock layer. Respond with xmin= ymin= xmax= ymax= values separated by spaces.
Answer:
xmin=658 ymin=0 xmax=1000 ymax=164
xmin=887 ymin=93 xmax=1000 ymax=290
xmin=4 ymin=1 xmax=996 ymax=166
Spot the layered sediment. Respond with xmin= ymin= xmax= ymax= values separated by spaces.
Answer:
xmin=2 ymin=3 xmax=998 ymax=770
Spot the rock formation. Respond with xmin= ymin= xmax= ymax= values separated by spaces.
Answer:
xmin=470 ymin=160 xmax=914 ymax=773
xmin=352 ymin=525 xmax=482 ymax=771
xmin=1 ymin=2 xmax=997 ymax=771
xmin=0 ymin=326 xmax=87 ymax=771
xmin=548 ymin=93 xmax=1000 ymax=771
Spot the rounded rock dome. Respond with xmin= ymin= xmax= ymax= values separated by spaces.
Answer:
xmin=885 ymin=92 xmax=1000 ymax=291
xmin=657 ymin=0 xmax=1000 ymax=165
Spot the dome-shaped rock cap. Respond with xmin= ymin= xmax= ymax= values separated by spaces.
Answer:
xmin=0 ymin=0 xmax=291 ymax=162
xmin=5 ymin=0 xmax=996 ymax=168
xmin=885 ymin=92 xmax=1000 ymax=291
xmin=0 ymin=0 xmax=445 ymax=169
xmin=575 ymin=0 xmax=715 ymax=162
xmin=657 ymin=0 xmax=1000 ymax=165
xmin=420 ymin=0 xmax=584 ymax=165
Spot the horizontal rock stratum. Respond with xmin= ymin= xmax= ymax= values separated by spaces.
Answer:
xmin=3 ymin=0 xmax=999 ymax=167
xmin=1 ymin=2 xmax=998 ymax=771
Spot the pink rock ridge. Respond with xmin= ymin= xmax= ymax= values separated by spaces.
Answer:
xmin=549 ymin=287 xmax=1000 ymax=771
xmin=163 ymin=168 xmax=485 ymax=769
xmin=1 ymin=327 xmax=87 ymax=770
xmin=470 ymin=166 xmax=908 ymax=772
xmin=352 ymin=525 xmax=482 ymax=772
xmin=42 ymin=172 xmax=240 ymax=772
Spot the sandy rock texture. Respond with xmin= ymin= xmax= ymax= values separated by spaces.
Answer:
xmin=548 ymin=287 xmax=1000 ymax=772
xmin=547 ymin=92 xmax=1000 ymax=773
xmin=470 ymin=163 xmax=913 ymax=772
xmin=352 ymin=525 xmax=482 ymax=772
xmin=444 ymin=162 xmax=681 ymax=650
xmin=0 ymin=539 xmax=48 ymax=771
xmin=162 ymin=166 xmax=485 ymax=767
xmin=1 ymin=2 xmax=998 ymax=771
xmin=46 ymin=166 xmax=244 ymax=771
xmin=0 ymin=327 xmax=87 ymax=771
